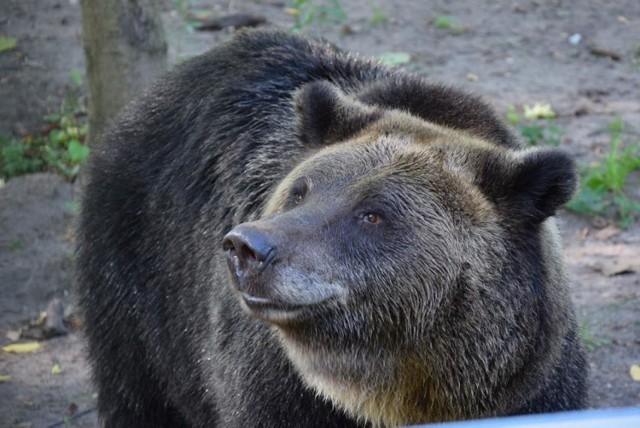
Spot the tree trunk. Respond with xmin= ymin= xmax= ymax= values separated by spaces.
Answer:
xmin=81 ymin=0 xmax=167 ymax=148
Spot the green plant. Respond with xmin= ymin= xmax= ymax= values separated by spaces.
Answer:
xmin=519 ymin=123 xmax=563 ymax=147
xmin=0 ymin=35 xmax=17 ymax=53
xmin=432 ymin=16 xmax=465 ymax=35
xmin=566 ymin=119 xmax=640 ymax=227
xmin=579 ymin=319 xmax=612 ymax=352
xmin=66 ymin=201 xmax=81 ymax=214
xmin=170 ymin=0 xmax=201 ymax=33
xmin=289 ymin=0 xmax=347 ymax=31
xmin=9 ymin=238 xmax=21 ymax=251
xmin=507 ymin=104 xmax=563 ymax=147
xmin=631 ymin=44 xmax=640 ymax=70
xmin=0 ymin=73 xmax=90 ymax=181
xmin=433 ymin=16 xmax=454 ymax=29
xmin=370 ymin=5 xmax=386 ymax=25
xmin=0 ymin=133 xmax=44 ymax=177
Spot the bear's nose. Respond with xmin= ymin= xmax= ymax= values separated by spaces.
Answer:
xmin=222 ymin=225 xmax=277 ymax=283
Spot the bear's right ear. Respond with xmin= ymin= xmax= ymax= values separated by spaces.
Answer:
xmin=478 ymin=149 xmax=578 ymax=224
xmin=294 ymin=81 xmax=382 ymax=147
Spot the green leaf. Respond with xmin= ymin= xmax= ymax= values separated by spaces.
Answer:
xmin=506 ymin=106 xmax=520 ymax=125
xmin=49 ymin=129 xmax=67 ymax=145
xmin=378 ymin=52 xmax=411 ymax=66
xmin=566 ymin=186 xmax=608 ymax=216
xmin=67 ymin=139 xmax=90 ymax=163
xmin=0 ymin=36 xmax=17 ymax=53
xmin=66 ymin=201 xmax=81 ymax=213
xmin=434 ymin=16 xmax=454 ymax=29
xmin=2 ymin=342 xmax=41 ymax=354
xmin=44 ymin=114 xmax=61 ymax=123
xmin=69 ymin=69 xmax=83 ymax=86
xmin=370 ymin=6 xmax=386 ymax=25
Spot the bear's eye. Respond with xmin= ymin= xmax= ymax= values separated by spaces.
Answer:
xmin=290 ymin=181 xmax=308 ymax=206
xmin=362 ymin=212 xmax=382 ymax=225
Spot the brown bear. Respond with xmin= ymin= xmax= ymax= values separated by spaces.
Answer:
xmin=77 ymin=28 xmax=587 ymax=427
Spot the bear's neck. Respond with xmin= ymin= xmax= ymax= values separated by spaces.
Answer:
xmin=277 ymin=329 xmax=462 ymax=427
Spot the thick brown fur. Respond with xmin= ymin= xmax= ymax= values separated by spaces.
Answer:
xmin=77 ymin=28 xmax=587 ymax=427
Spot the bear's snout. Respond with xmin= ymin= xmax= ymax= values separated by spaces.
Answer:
xmin=223 ymin=224 xmax=277 ymax=293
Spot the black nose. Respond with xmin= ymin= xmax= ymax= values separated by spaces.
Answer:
xmin=222 ymin=224 xmax=277 ymax=283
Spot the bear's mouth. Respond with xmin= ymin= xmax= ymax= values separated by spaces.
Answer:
xmin=240 ymin=292 xmax=327 ymax=324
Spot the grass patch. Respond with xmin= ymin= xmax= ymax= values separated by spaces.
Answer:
xmin=579 ymin=319 xmax=612 ymax=352
xmin=507 ymin=104 xmax=563 ymax=147
xmin=432 ymin=16 xmax=466 ymax=35
xmin=0 ymin=35 xmax=17 ymax=53
xmin=566 ymin=119 xmax=640 ymax=228
xmin=370 ymin=5 xmax=386 ymax=25
xmin=288 ymin=0 xmax=347 ymax=31
xmin=0 ymin=72 xmax=90 ymax=181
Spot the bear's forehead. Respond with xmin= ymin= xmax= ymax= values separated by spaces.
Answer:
xmin=309 ymin=134 xmax=410 ymax=164
xmin=296 ymin=134 xmax=455 ymax=185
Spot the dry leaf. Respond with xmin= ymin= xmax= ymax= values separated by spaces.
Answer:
xmin=0 ymin=374 xmax=11 ymax=382
xmin=523 ymin=103 xmax=555 ymax=120
xmin=34 ymin=311 xmax=47 ymax=326
xmin=5 ymin=330 xmax=21 ymax=342
xmin=587 ymin=259 xmax=637 ymax=277
xmin=569 ymin=243 xmax=640 ymax=277
xmin=631 ymin=364 xmax=640 ymax=382
xmin=594 ymin=225 xmax=621 ymax=241
xmin=571 ymin=244 xmax=632 ymax=258
xmin=68 ymin=402 xmax=79 ymax=416
xmin=579 ymin=228 xmax=589 ymax=240
xmin=2 ymin=342 xmax=41 ymax=354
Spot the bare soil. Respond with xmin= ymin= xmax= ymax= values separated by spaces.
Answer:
xmin=1 ymin=0 xmax=639 ymax=426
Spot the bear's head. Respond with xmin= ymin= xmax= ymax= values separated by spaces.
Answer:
xmin=223 ymin=81 xmax=577 ymax=425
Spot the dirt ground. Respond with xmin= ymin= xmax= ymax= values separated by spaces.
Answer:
xmin=1 ymin=0 xmax=639 ymax=426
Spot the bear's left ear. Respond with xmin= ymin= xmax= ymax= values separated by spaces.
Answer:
xmin=294 ymin=81 xmax=382 ymax=147
xmin=479 ymin=149 xmax=578 ymax=224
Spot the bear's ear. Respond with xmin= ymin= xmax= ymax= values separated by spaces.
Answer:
xmin=294 ymin=81 xmax=382 ymax=147
xmin=479 ymin=149 xmax=578 ymax=224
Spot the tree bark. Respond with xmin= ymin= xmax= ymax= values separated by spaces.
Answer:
xmin=81 ymin=0 xmax=167 ymax=148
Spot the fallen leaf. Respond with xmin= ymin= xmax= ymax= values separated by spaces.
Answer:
xmin=570 ymin=244 xmax=637 ymax=258
xmin=0 ymin=374 xmax=11 ymax=382
xmin=594 ymin=225 xmax=622 ymax=241
xmin=579 ymin=228 xmax=589 ymax=240
xmin=587 ymin=259 xmax=637 ymax=277
xmin=466 ymin=72 xmax=479 ymax=82
xmin=68 ymin=402 xmax=78 ymax=416
xmin=571 ymin=243 xmax=640 ymax=276
xmin=51 ymin=364 xmax=62 ymax=375
xmin=2 ymin=342 xmax=41 ymax=354
xmin=589 ymin=44 xmax=622 ymax=61
xmin=523 ymin=103 xmax=555 ymax=120
xmin=34 ymin=311 xmax=47 ymax=326
xmin=5 ymin=330 xmax=21 ymax=342
xmin=630 ymin=364 xmax=640 ymax=381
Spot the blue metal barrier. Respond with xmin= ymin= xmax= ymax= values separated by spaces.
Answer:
xmin=412 ymin=407 xmax=640 ymax=428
